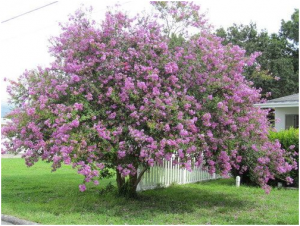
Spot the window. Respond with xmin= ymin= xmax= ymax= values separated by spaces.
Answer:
xmin=285 ymin=114 xmax=299 ymax=129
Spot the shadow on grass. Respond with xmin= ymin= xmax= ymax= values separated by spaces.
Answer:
xmin=2 ymin=159 xmax=299 ymax=224
xmin=2 ymin=173 xmax=254 ymax=219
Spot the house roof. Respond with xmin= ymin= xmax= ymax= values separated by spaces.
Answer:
xmin=255 ymin=93 xmax=299 ymax=108
xmin=267 ymin=93 xmax=299 ymax=103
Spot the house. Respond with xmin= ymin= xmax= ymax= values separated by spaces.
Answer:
xmin=255 ymin=93 xmax=299 ymax=131
xmin=1 ymin=118 xmax=10 ymax=126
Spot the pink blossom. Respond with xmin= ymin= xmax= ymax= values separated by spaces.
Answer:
xmin=122 ymin=168 xmax=131 ymax=177
xmin=106 ymin=87 xmax=113 ymax=97
xmin=108 ymin=112 xmax=116 ymax=119
xmin=79 ymin=184 xmax=86 ymax=192
xmin=289 ymin=145 xmax=295 ymax=150
xmin=286 ymin=176 xmax=293 ymax=184
xmin=117 ymin=150 xmax=126 ymax=159
xmin=153 ymin=87 xmax=160 ymax=96
xmin=148 ymin=74 xmax=159 ymax=81
xmin=74 ymin=103 xmax=83 ymax=110
xmin=71 ymin=74 xmax=81 ymax=82
xmin=165 ymin=62 xmax=178 ymax=74
xmin=96 ymin=163 xmax=105 ymax=170
xmin=26 ymin=108 xmax=35 ymax=116
xmin=70 ymin=119 xmax=79 ymax=127
xmin=217 ymin=102 xmax=223 ymax=109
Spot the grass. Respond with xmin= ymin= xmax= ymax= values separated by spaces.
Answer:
xmin=1 ymin=159 xmax=299 ymax=225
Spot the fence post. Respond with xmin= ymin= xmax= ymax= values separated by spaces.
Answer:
xmin=236 ymin=176 xmax=240 ymax=187
xmin=136 ymin=168 xmax=141 ymax=191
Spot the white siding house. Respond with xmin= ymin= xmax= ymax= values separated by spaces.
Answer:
xmin=255 ymin=93 xmax=299 ymax=131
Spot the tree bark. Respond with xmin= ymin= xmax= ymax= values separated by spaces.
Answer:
xmin=116 ymin=166 xmax=148 ymax=198
xmin=116 ymin=169 xmax=125 ymax=192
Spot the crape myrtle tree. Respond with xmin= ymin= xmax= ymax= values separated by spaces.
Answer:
xmin=2 ymin=2 xmax=297 ymax=197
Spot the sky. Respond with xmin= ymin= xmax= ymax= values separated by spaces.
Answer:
xmin=0 ymin=0 xmax=299 ymax=104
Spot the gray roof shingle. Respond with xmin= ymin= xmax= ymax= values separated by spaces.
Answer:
xmin=267 ymin=93 xmax=299 ymax=103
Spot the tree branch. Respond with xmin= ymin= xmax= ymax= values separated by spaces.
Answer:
xmin=134 ymin=166 xmax=149 ymax=187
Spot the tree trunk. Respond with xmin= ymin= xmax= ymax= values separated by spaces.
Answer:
xmin=116 ymin=169 xmax=125 ymax=192
xmin=116 ymin=167 xmax=148 ymax=198
xmin=116 ymin=170 xmax=138 ymax=198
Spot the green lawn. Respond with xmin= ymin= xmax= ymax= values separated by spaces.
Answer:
xmin=1 ymin=159 xmax=299 ymax=225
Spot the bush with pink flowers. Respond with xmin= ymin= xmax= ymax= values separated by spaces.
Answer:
xmin=2 ymin=2 xmax=296 ymax=197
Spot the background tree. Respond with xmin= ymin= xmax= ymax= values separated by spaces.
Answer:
xmin=215 ymin=10 xmax=299 ymax=99
xmin=280 ymin=9 xmax=299 ymax=44
xmin=2 ymin=2 xmax=297 ymax=197
xmin=280 ymin=9 xmax=299 ymax=85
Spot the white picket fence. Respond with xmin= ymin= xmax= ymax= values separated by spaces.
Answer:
xmin=136 ymin=157 xmax=222 ymax=191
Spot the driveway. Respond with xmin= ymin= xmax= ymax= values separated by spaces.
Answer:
xmin=1 ymin=154 xmax=22 ymax=158
xmin=1 ymin=220 xmax=13 ymax=225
